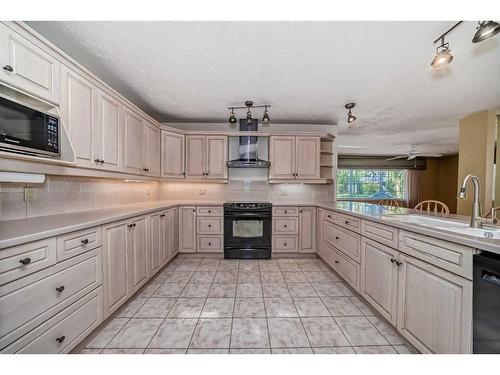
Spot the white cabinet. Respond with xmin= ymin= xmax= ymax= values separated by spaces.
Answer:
xmin=269 ymin=136 xmax=320 ymax=180
xmin=397 ymin=253 xmax=472 ymax=354
xmin=185 ymin=135 xmax=227 ymax=179
xmin=127 ymin=216 xmax=147 ymax=294
xmin=143 ymin=121 xmax=161 ymax=177
xmin=360 ymin=238 xmax=399 ymax=325
xmin=94 ymin=89 xmax=121 ymax=171
xmin=0 ymin=23 xmax=60 ymax=103
xmin=123 ymin=107 xmax=144 ymax=174
xmin=179 ymin=206 xmax=197 ymax=253
xmin=299 ymin=207 xmax=316 ymax=253
xmin=161 ymin=131 xmax=185 ymax=178
xmin=167 ymin=207 xmax=179 ymax=259
xmin=148 ymin=212 xmax=162 ymax=277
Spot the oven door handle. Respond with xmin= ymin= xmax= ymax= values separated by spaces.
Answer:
xmin=224 ymin=212 xmax=271 ymax=218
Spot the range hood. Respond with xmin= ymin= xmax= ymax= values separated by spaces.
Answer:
xmin=226 ymin=119 xmax=270 ymax=168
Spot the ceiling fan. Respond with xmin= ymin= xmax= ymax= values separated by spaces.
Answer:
xmin=386 ymin=144 xmax=442 ymax=161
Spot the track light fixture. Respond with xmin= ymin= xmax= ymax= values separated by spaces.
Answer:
xmin=345 ymin=103 xmax=356 ymax=124
xmin=472 ymin=21 xmax=500 ymax=43
xmin=431 ymin=36 xmax=453 ymax=69
xmin=227 ymin=100 xmax=271 ymax=125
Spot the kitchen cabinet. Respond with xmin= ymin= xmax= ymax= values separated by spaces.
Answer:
xmin=167 ymin=207 xmax=179 ymax=259
xmin=94 ymin=89 xmax=121 ymax=171
xmin=127 ymin=216 xmax=148 ymax=294
xmin=161 ymin=131 xmax=185 ymax=178
xmin=148 ymin=212 xmax=162 ymax=277
xmin=360 ymin=238 xmax=399 ymax=325
xmin=179 ymin=206 xmax=197 ymax=253
xmin=0 ymin=23 xmax=60 ymax=103
xmin=123 ymin=107 xmax=144 ymax=174
xmin=299 ymin=207 xmax=316 ymax=253
xmin=143 ymin=121 xmax=161 ymax=177
xmin=185 ymin=135 xmax=228 ymax=179
xmin=269 ymin=136 xmax=320 ymax=180
xmin=397 ymin=253 xmax=472 ymax=354
xmin=60 ymin=66 xmax=96 ymax=169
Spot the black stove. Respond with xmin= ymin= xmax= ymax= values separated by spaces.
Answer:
xmin=223 ymin=202 xmax=272 ymax=259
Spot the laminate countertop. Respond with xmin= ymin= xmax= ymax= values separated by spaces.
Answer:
xmin=1 ymin=200 xmax=499 ymax=254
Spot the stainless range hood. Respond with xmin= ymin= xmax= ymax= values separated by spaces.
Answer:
xmin=226 ymin=119 xmax=270 ymax=168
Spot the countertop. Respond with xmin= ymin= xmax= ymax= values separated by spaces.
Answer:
xmin=1 ymin=200 xmax=499 ymax=254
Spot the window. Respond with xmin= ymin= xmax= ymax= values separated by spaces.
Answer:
xmin=336 ymin=169 xmax=407 ymax=200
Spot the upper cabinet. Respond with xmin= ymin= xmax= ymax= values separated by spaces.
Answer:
xmin=269 ymin=136 xmax=320 ymax=180
xmin=94 ymin=89 xmax=121 ymax=172
xmin=161 ymin=131 xmax=185 ymax=178
xmin=185 ymin=135 xmax=228 ymax=180
xmin=123 ymin=107 xmax=144 ymax=175
xmin=0 ymin=23 xmax=60 ymax=104
xmin=143 ymin=121 xmax=160 ymax=177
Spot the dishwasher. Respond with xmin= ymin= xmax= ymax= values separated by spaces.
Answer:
xmin=474 ymin=251 xmax=500 ymax=353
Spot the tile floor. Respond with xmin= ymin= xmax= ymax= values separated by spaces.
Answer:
xmin=78 ymin=255 xmax=416 ymax=354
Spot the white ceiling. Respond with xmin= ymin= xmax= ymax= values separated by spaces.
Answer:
xmin=27 ymin=21 xmax=500 ymax=155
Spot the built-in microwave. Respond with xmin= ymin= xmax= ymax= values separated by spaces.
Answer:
xmin=0 ymin=95 xmax=60 ymax=157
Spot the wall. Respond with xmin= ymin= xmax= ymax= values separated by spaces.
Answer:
xmin=495 ymin=116 xmax=500 ymax=207
xmin=0 ymin=176 xmax=160 ymax=221
xmin=457 ymin=110 xmax=496 ymax=215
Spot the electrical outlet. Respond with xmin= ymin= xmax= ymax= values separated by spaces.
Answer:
xmin=24 ymin=187 xmax=36 ymax=202
xmin=146 ymin=188 xmax=151 ymax=197
xmin=199 ymin=189 xmax=206 ymax=195
xmin=280 ymin=187 xmax=287 ymax=196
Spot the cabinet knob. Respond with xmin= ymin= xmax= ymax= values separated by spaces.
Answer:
xmin=284 ymin=224 xmax=287 ymax=228
xmin=19 ymin=257 xmax=31 ymax=265
xmin=390 ymin=258 xmax=395 ymax=263
xmin=327 ymin=215 xmax=331 ymax=218
xmin=395 ymin=260 xmax=402 ymax=266
xmin=284 ymin=243 xmax=287 ymax=246
xmin=208 ymin=224 xmax=211 ymax=228
xmin=344 ymin=220 xmax=350 ymax=224
xmin=334 ymin=260 xmax=339 ymax=264
xmin=3 ymin=65 xmax=13 ymax=72
xmin=56 ymin=335 xmax=66 ymax=344
xmin=208 ymin=242 xmax=212 ymax=246
xmin=284 ymin=210 xmax=287 ymax=213
xmin=81 ymin=238 xmax=89 ymax=245
xmin=335 ymin=236 xmax=339 ymax=240
xmin=56 ymin=285 xmax=65 ymax=293
xmin=100 ymin=159 xmax=104 ymax=164
xmin=300 ymin=210 xmax=303 ymax=213
xmin=208 ymin=210 xmax=211 ymax=213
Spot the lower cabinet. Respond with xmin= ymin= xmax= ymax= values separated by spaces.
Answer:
xmin=148 ymin=212 xmax=162 ymax=277
xmin=299 ymin=207 xmax=316 ymax=253
xmin=179 ymin=206 xmax=197 ymax=253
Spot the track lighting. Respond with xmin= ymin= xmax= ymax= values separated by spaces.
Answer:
xmin=227 ymin=100 xmax=271 ymax=124
xmin=431 ymin=37 xmax=453 ymax=69
xmin=345 ymin=103 xmax=356 ymax=124
xmin=472 ymin=21 xmax=500 ymax=43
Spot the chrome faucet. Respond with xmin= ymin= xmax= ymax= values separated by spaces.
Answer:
xmin=457 ymin=174 xmax=496 ymax=228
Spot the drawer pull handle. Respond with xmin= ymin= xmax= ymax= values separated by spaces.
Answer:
xmin=334 ymin=260 xmax=339 ymax=264
xmin=56 ymin=335 xmax=66 ymax=344
xmin=160 ymin=214 xmax=166 ymax=218
xmin=284 ymin=210 xmax=288 ymax=213
xmin=19 ymin=257 xmax=31 ymax=265
xmin=3 ymin=65 xmax=14 ymax=72
xmin=56 ymin=286 xmax=65 ymax=293
xmin=208 ymin=242 xmax=212 ymax=246
xmin=208 ymin=210 xmax=211 ymax=213
xmin=284 ymin=243 xmax=287 ymax=246
xmin=284 ymin=224 xmax=287 ymax=228
xmin=335 ymin=236 xmax=339 ymax=240
xmin=208 ymin=224 xmax=212 ymax=228
xmin=327 ymin=215 xmax=331 ymax=218
xmin=81 ymin=238 xmax=89 ymax=245
xmin=344 ymin=220 xmax=350 ymax=224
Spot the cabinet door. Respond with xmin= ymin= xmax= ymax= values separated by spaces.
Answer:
xmin=143 ymin=122 xmax=161 ymax=177
xmin=295 ymin=137 xmax=320 ymax=179
xmin=179 ymin=206 xmax=197 ymax=253
xmin=128 ymin=216 xmax=148 ymax=293
xmin=60 ymin=66 xmax=96 ymax=168
xmin=160 ymin=211 xmax=170 ymax=265
xmin=397 ymin=254 xmax=472 ymax=354
xmin=123 ymin=108 xmax=143 ymax=174
xmin=185 ymin=136 xmax=206 ymax=178
xmin=299 ymin=207 xmax=316 ymax=253
xmin=0 ymin=23 xmax=60 ymax=103
xmin=161 ymin=131 xmax=185 ymax=178
xmin=148 ymin=213 xmax=162 ymax=277
xmin=95 ymin=90 xmax=121 ymax=171
xmin=102 ymin=221 xmax=129 ymax=318
xmin=269 ymin=136 xmax=295 ymax=179
xmin=206 ymin=136 xmax=228 ymax=179
xmin=171 ymin=207 xmax=179 ymax=256
xmin=360 ymin=238 xmax=399 ymax=325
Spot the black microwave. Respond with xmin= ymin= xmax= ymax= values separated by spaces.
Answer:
xmin=0 ymin=95 xmax=60 ymax=157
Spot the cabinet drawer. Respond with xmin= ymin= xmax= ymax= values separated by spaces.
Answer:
xmin=273 ymin=207 xmax=299 ymax=216
xmin=323 ymin=210 xmax=338 ymax=224
xmin=323 ymin=242 xmax=360 ymax=292
xmin=197 ymin=236 xmax=223 ymax=253
xmin=2 ymin=288 xmax=103 ymax=354
xmin=197 ymin=206 xmax=222 ymax=216
xmin=56 ymin=227 xmax=102 ymax=261
xmin=0 ymin=238 xmax=57 ymax=286
xmin=338 ymin=214 xmax=361 ymax=233
xmin=273 ymin=236 xmax=299 ymax=252
xmin=272 ymin=217 xmax=299 ymax=234
xmin=361 ymin=220 xmax=399 ymax=248
xmin=323 ymin=221 xmax=360 ymax=262
xmin=197 ymin=217 xmax=223 ymax=235
xmin=0 ymin=250 xmax=102 ymax=349
xmin=399 ymin=230 xmax=473 ymax=279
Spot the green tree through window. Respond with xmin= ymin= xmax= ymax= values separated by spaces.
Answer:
xmin=336 ymin=169 xmax=407 ymax=200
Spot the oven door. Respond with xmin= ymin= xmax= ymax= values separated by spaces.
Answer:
xmin=224 ymin=212 xmax=271 ymax=250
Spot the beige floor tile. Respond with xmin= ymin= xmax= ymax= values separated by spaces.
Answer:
xmin=272 ymin=347 xmax=313 ymax=354
xmin=180 ymin=283 xmax=211 ymax=298
xmin=260 ymin=272 xmax=285 ymax=284
xmin=200 ymin=298 xmax=235 ymax=318
xmin=262 ymin=283 xmax=291 ymax=298
xmin=335 ymin=316 xmax=389 ymax=346
xmin=78 ymin=348 xmax=102 ymax=354
xmin=238 ymin=271 xmax=261 ymax=284
xmin=282 ymin=271 xmax=308 ymax=283
xmin=137 ymin=281 xmax=164 ymax=297
xmin=230 ymin=318 xmax=270 ymax=348
xmin=366 ymin=315 xmax=404 ymax=345
xmin=115 ymin=297 xmax=148 ymax=318
xmin=393 ymin=344 xmax=417 ymax=354
xmin=236 ymin=283 xmax=263 ymax=298
xmin=265 ymin=298 xmax=298 ymax=317
xmin=287 ymin=283 xmax=317 ymax=298
xmin=214 ymin=271 xmax=238 ymax=283
xmin=209 ymin=283 xmax=236 ymax=297
xmin=301 ymin=317 xmax=349 ymax=347
xmin=166 ymin=271 xmax=194 ymax=284
xmin=153 ymin=283 xmax=186 ymax=298
xmin=312 ymin=347 xmax=355 ymax=354
xmin=294 ymin=297 xmax=331 ymax=317
xmin=167 ymin=298 xmax=206 ymax=318
xmin=101 ymin=349 xmax=145 ymax=354
xmin=310 ymin=283 xmax=344 ymax=297
xmin=335 ymin=282 xmax=354 ymax=296
xmin=134 ymin=298 xmax=177 ymax=318
xmin=144 ymin=348 xmax=187 ymax=354
xmin=148 ymin=319 xmax=198 ymax=348
xmin=107 ymin=318 xmax=163 ymax=348
xmin=190 ymin=271 xmax=216 ymax=284
xmin=349 ymin=296 xmax=375 ymax=316
xmin=321 ymin=297 xmax=363 ymax=316
xmin=230 ymin=348 xmax=271 ymax=354
xmin=268 ymin=318 xmax=310 ymax=348
xmin=354 ymin=346 xmax=397 ymax=354
xmin=85 ymin=317 xmax=129 ymax=348
xmin=304 ymin=271 xmax=331 ymax=283
xmin=187 ymin=348 xmax=229 ymax=354
xmin=190 ymin=319 xmax=232 ymax=349
xmin=234 ymin=298 xmax=266 ymax=317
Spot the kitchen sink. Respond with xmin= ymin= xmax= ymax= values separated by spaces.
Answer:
xmin=435 ymin=226 xmax=500 ymax=239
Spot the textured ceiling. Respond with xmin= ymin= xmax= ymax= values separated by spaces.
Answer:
xmin=27 ymin=21 xmax=500 ymax=155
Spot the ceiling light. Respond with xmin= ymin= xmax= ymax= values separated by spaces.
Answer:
xmin=228 ymin=109 xmax=237 ymax=124
xmin=227 ymin=100 xmax=271 ymax=125
xmin=472 ymin=21 xmax=500 ymax=43
xmin=261 ymin=106 xmax=271 ymax=124
xmin=431 ymin=37 xmax=453 ymax=68
xmin=345 ymin=103 xmax=356 ymax=124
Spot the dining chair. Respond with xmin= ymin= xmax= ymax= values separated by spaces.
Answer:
xmin=378 ymin=199 xmax=400 ymax=208
xmin=414 ymin=200 xmax=450 ymax=214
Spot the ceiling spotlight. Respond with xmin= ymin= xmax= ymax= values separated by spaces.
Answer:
xmin=262 ymin=106 xmax=271 ymax=124
xmin=431 ymin=37 xmax=453 ymax=68
xmin=345 ymin=103 xmax=356 ymax=124
xmin=228 ymin=109 xmax=237 ymax=124
xmin=472 ymin=21 xmax=500 ymax=43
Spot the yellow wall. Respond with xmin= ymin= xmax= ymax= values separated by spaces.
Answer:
xmin=457 ymin=110 xmax=496 ymax=215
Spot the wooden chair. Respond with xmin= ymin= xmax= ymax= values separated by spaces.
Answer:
xmin=378 ymin=199 xmax=400 ymax=208
xmin=414 ymin=200 xmax=449 ymax=214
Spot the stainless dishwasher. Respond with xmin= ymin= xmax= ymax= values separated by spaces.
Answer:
xmin=474 ymin=251 xmax=500 ymax=353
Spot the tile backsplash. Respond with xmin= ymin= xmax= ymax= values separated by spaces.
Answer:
xmin=0 ymin=176 xmax=334 ymax=221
